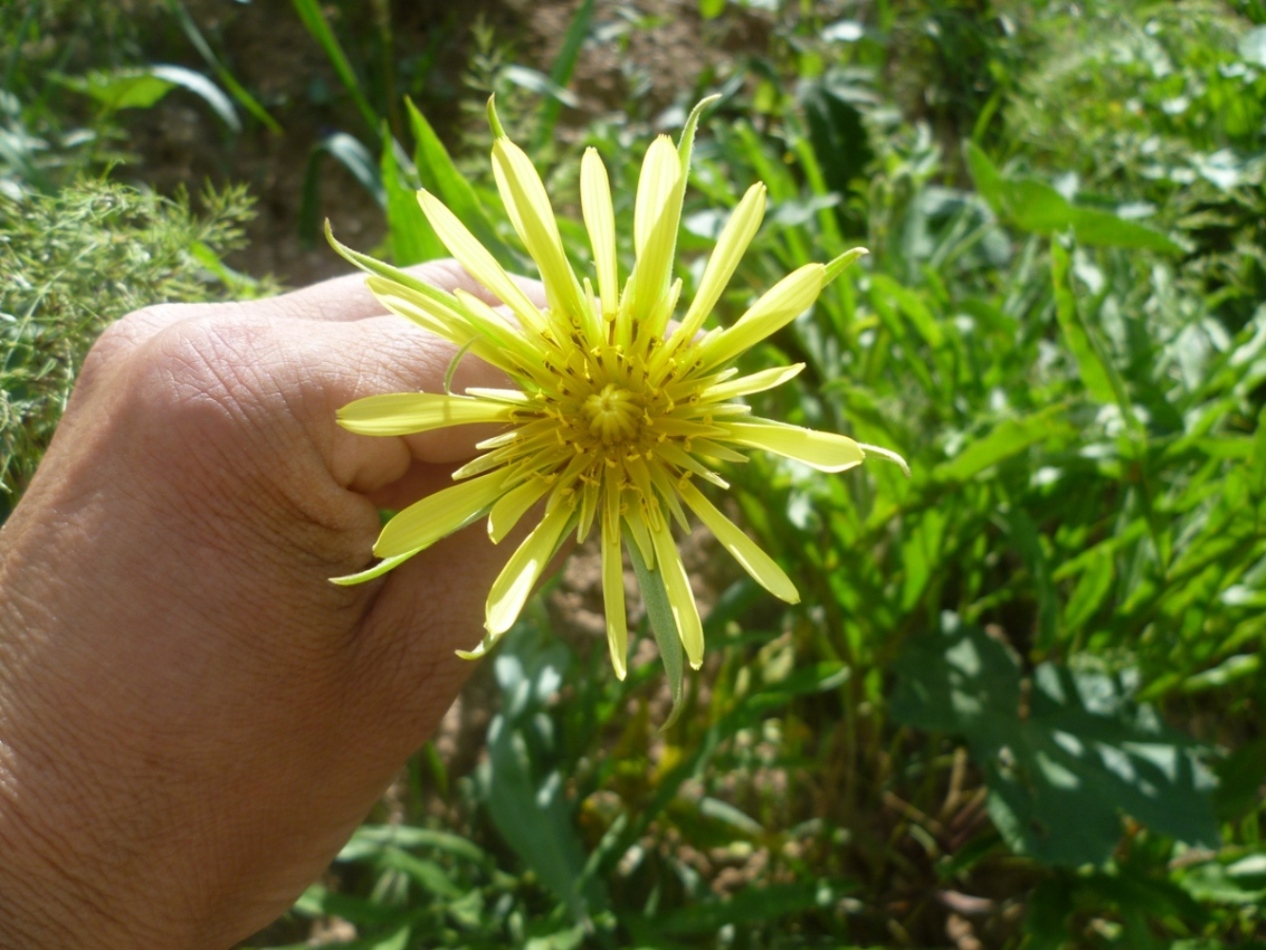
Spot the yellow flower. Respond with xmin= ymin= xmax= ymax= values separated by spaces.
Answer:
xmin=330 ymin=97 xmax=906 ymax=680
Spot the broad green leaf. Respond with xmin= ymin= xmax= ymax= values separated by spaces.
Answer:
xmin=53 ymin=69 xmax=174 ymax=109
xmin=1004 ymin=508 xmax=1058 ymax=653
xmin=54 ymin=66 xmax=241 ymax=131
xmin=1071 ymin=206 xmax=1182 ymax=252
xmin=966 ymin=142 xmax=1179 ymax=251
xmin=933 ymin=403 xmax=1070 ymax=483
xmin=892 ymin=615 xmax=1219 ymax=867
xmin=483 ymin=643 xmax=606 ymax=924
xmin=1001 ymin=177 xmax=1076 ymax=234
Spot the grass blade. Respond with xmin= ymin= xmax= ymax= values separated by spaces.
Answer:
xmin=163 ymin=0 xmax=281 ymax=133
xmin=290 ymin=0 xmax=379 ymax=133
xmin=530 ymin=0 xmax=592 ymax=154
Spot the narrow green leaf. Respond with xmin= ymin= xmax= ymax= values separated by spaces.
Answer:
xmin=628 ymin=538 xmax=685 ymax=729
xmin=148 ymin=65 xmax=241 ymax=131
xmin=381 ymin=133 xmax=444 ymax=264
xmin=290 ymin=0 xmax=379 ymax=133
xmin=163 ymin=0 xmax=281 ymax=132
xmin=532 ymin=0 xmax=593 ymax=153
xmin=1050 ymin=240 xmax=1119 ymax=405
xmin=299 ymin=132 xmax=384 ymax=245
xmin=405 ymin=97 xmax=513 ymax=260
xmin=51 ymin=68 xmax=174 ymax=110
xmin=870 ymin=273 xmax=944 ymax=348
xmin=963 ymin=140 xmax=1007 ymax=214
xmin=1062 ymin=545 xmax=1115 ymax=634
xmin=503 ymin=65 xmax=580 ymax=108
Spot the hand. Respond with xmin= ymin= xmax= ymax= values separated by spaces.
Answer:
xmin=0 ymin=262 xmax=533 ymax=947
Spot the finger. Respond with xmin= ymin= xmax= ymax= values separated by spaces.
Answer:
xmin=98 ymin=260 xmax=547 ymax=355
xmin=272 ymin=259 xmax=547 ymax=323
xmin=284 ymin=315 xmax=512 ymax=492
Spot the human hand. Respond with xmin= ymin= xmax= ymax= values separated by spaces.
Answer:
xmin=0 ymin=262 xmax=535 ymax=947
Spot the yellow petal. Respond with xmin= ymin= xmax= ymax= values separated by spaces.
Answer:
xmin=623 ymin=498 xmax=656 ymax=570
xmin=687 ymin=438 xmax=749 ymax=464
xmin=724 ymin=420 xmax=865 ymax=473
xmin=581 ymin=148 xmax=619 ymax=319
xmin=701 ymin=363 xmax=804 ymax=402
xmin=576 ymin=480 xmax=600 ymax=543
xmin=633 ymin=135 xmax=681 ymax=256
xmin=649 ymin=464 xmax=692 ymax=534
xmin=338 ymin=392 xmax=514 ymax=436
xmin=487 ymin=474 xmax=553 ymax=544
xmin=656 ymin=441 xmax=731 ymax=488
xmin=485 ymin=502 xmax=572 ymax=635
xmin=624 ymin=136 xmax=683 ymax=325
xmin=601 ymin=484 xmax=628 ymax=680
xmin=858 ymin=441 xmax=911 ymax=477
xmin=649 ymin=517 xmax=703 ymax=669
xmin=375 ymin=469 xmax=510 ymax=557
xmin=824 ymin=246 xmax=869 ymax=285
xmin=698 ymin=263 xmax=825 ymax=368
xmin=330 ymin=548 xmax=424 ymax=586
xmin=451 ymin=289 xmax=547 ymax=368
xmin=678 ymin=480 xmax=799 ymax=603
xmin=365 ymin=278 xmax=482 ymax=353
xmin=676 ymin=183 xmax=766 ymax=341
xmin=416 ymin=189 xmax=548 ymax=335
xmin=463 ymin=387 xmax=533 ymax=404
xmin=491 ymin=138 xmax=587 ymax=325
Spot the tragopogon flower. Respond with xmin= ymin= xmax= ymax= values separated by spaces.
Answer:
xmin=330 ymin=97 xmax=905 ymax=680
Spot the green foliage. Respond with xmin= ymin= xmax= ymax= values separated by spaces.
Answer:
xmin=0 ymin=179 xmax=270 ymax=510
xmin=891 ymin=614 xmax=1218 ymax=866
xmin=253 ymin=0 xmax=1266 ymax=943
xmin=11 ymin=0 xmax=1266 ymax=946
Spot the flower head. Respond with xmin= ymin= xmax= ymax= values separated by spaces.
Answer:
xmin=330 ymin=97 xmax=905 ymax=680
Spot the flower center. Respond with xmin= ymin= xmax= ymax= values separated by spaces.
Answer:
xmin=582 ymin=383 xmax=642 ymax=445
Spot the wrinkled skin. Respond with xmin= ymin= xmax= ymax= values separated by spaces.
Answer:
xmin=0 ymin=263 xmax=534 ymax=947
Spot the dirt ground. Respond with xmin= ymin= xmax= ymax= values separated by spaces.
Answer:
xmin=121 ymin=0 xmax=768 ymax=288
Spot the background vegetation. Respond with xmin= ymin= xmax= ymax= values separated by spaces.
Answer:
xmin=3 ymin=0 xmax=1265 ymax=946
